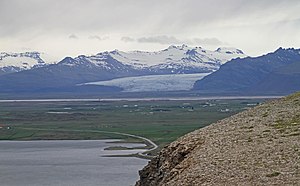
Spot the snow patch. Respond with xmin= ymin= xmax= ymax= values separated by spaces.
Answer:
xmin=0 ymin=52 xmax=57 ymax=73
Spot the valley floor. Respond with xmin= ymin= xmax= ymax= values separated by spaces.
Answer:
xmin=0 ymin=98 xmax=267 ymax=152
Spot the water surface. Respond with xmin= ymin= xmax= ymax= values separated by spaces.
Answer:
xmin=0 ymin=140 xmax=148 ymax=186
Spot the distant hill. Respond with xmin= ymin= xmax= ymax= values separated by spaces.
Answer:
xmin=253 ymin=60 xmax=300 ymax=93
xmin=193 ymin=48 xmax=300 ymax=95
xmin=136 ymin=92 xmax=300 ymax=185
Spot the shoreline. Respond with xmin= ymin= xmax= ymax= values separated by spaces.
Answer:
xmin=0 ymin=96 xmax=281 ymax=103
xmin=14 ymin=127 xmax=158 ymax=159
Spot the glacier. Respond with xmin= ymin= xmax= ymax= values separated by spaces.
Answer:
xmin=82 ymin=73 xmax=211 ymax=92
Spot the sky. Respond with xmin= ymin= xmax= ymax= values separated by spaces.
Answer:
xmin=0 ymin=0 xmax=300 ymax=60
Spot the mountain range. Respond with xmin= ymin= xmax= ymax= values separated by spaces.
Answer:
xmin=0 ymin=46 xmax=299 ymax=97
xmin=0 ymin=45 xmax=245 ymax=94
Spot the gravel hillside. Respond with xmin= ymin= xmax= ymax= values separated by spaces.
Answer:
xmin=136 ymin=92 xmax=300 ymax=185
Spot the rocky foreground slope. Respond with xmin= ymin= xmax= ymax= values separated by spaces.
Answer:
xmin=136 ymin=92 xmax=300 ymax=185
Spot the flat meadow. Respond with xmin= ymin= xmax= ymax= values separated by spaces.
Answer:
xmin=0 ymin=99 xmax=264 ymax=151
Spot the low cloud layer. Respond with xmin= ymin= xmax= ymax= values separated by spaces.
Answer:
xmin=69 ymin=34 xmax=78 ymax=39
xmin=121 ymin=37 xmax=135 ymax=42
xmin=122 ymin=35 xmax=226 ymax=46
xmin=88 ymin=35 xmax=109 ymax=41
xmin=137 ymin=36 xmax=181 ymax=45
xmin=191 ymin=38 xmax=225 ymax=46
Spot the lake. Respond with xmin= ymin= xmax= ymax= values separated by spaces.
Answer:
xmin=0 ymin=140 xmax=148 ymax=186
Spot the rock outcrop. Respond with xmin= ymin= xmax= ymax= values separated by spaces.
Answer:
xmin=136 ymin=92 xmax=300 ymax=185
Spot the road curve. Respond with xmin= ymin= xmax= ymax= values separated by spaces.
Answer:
xmin=17 ymin=127 xmax=158 ymax=158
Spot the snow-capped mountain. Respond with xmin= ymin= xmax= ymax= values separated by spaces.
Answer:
xmin=0 ymin=45 xmax=245 ymax=76
xmin=93 ymin=45 xmax=246 ymax=73
xmin=0 ymin=52 xmax=56 ymax=75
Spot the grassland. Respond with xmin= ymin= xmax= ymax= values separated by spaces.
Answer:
xmin=0 ymin=99 xmax=265 ymax=150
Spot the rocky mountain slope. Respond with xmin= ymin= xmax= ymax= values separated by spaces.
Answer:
xmin=193 ymin=48 xmax=300 ymax=94
xmin=136 ymin=92 xmax=300 ymax=185
xmin=0 ymin=52 xmax=55 ymax=75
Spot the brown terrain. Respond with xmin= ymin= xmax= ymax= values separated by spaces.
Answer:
xmin=136 ymin=92 xmax=300 ymax=186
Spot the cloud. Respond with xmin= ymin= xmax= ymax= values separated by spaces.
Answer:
xmin=135 ymin=35 xmax=225 ymax=46
xmin=1 ymin=0 xmax=297 ymax=38
xmin=121 ymin=36 xmax=135 ymax=42
xmin=68 ymin=34 xmax=78 ymax=39
xmin=21 ymin=47 xmax=33 ymax=51
xmin=137 ymin=36 xmax=181 ymax=44
xmin=0 ymin=0 xmax=300 ymax=57
xmin=88 ymin=35 xmax=109 ymax=41
xmin=190 ymin=38 xmax=226 ymax=46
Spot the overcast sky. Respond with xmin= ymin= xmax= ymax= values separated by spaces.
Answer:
xmin=1 ymin=0 xmax=300 ymax=60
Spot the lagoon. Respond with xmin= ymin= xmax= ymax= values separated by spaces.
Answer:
xmin=0 ymin=140 xmax=148 ymax=186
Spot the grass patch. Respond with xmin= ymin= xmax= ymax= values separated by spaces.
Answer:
xmin=266 ymin=171 xmax=281 ymax=177
xmin=272 ymin=116 xmax=300 ymax=131
xmin=285 ymin=91 xmax=300 ymax=101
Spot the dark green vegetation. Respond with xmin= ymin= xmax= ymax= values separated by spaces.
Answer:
xmin=0 ymin=99 xmax=265 ymax=150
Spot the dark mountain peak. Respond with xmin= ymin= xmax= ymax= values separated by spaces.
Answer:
xmin=96 ymin=51 xmax=110 ymax=56
xmin=110 ymin=49 xmax=121 ymax=55
xmin=77 ymin=55 xmax=87 ymax=59
xmin=271 ymin=47 xmax=300 ymax=61
xmin=275 ymin=47 xmax=284 ymax=51
xmin=236 ymin=49 xmax=244 ymax=55
xmin=94 ymin=50 xmax=121 ymax=58
xmin=185 ymin=48 xmax=198 ymax=56
xmin=273 ymin=47 xmax=300 ymax=54
xmin=58 ymin=57 xmax=76 ymax=64
xmin=167 ymin=44 xmax=189 ymax=50
xmin=62 ymin=56 xmax=74 ymax=61
xmin=181 ymin=44 xmax=188 ymax=48
xmin=215 ymin=47 xmax=245 ymax=55
xmin=0 ymin=51 xmax=42 ymax=59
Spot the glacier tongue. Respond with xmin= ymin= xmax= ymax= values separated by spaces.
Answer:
xmin=82 ymin=73 xmax=211 ymax=92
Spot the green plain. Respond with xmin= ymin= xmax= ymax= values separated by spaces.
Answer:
xmin=0 ymin=99 xmax=264 ymax=150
